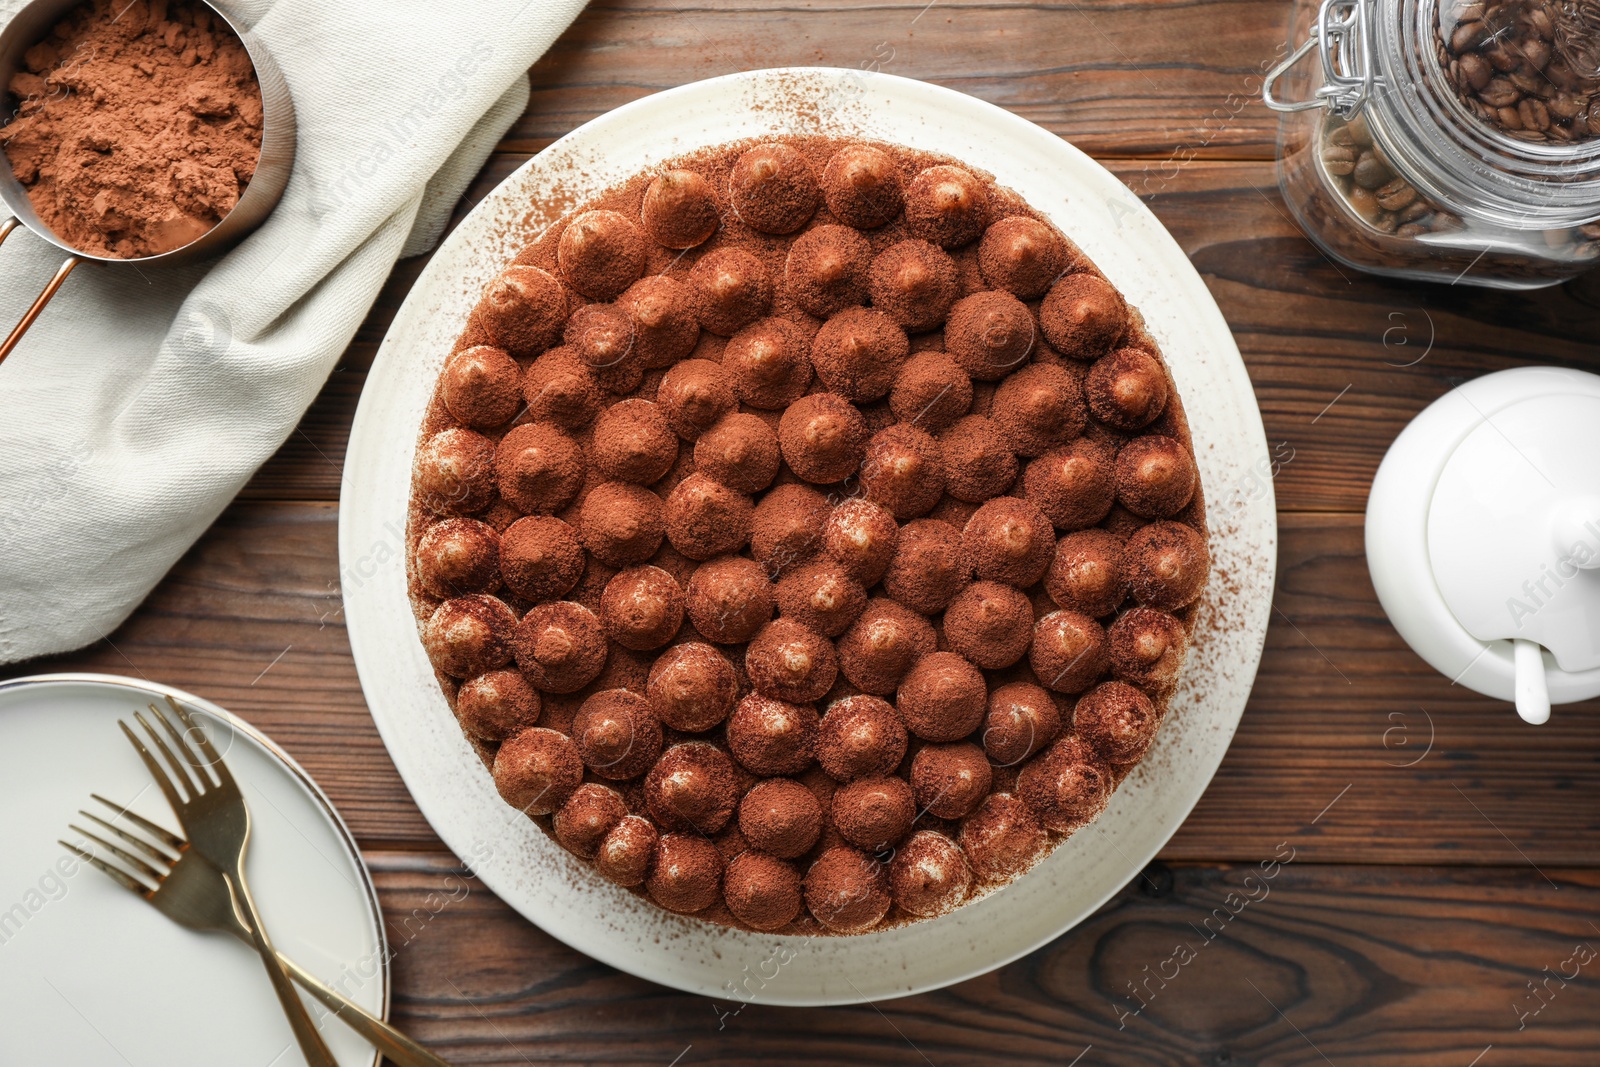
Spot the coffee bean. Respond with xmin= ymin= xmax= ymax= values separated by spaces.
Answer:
xmin=1480 ymin=76 xmax=1521 ymax=107
xmin=1346 ymin=184 xmax=1381 ymax=222
xmin=1373 ymin=212 xmax=1399 ymax=235
xmin=1375 ymin=177 xmax=1419 ymax=211
xmin=1451 ymin=19 xmax=1489 ymax=52
xmin=1353 ymin=153 xmax=1392 ymax=190
xmin=1528 ymin=5 xmax=1553 ymax=38
xmin=1520 ymin=38 xmax=1550 ymax=70
xmin=1509 ymin=67 xmax=1546 ymax=94
xmin=1486 ymin=42 xmax=1520 ymax=72
xmin=1396 ymin=222 xmax=1429 ymax=237
xmin=1321 ymin=143 xmax=1357 ymax=177
xmin=1519 ymin=97 xmax=1551 ymax=130
xmin=1498 ymin=104 xmax=1524 ymax=129
xmin=1398 ymin=200 xmax=1431 ymax=223
xmin=1460 ymin=52 xmax=1493 ymax=89
xmin=1549 ymin=92 xmax=1584 ymax=120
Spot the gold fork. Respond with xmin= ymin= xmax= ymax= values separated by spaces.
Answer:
xmin=120 ymin=697 xmax=337 ymax=1067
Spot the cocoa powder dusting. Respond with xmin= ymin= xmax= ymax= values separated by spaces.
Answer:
xmin=0 ymin=0 xmax=263 ymax=258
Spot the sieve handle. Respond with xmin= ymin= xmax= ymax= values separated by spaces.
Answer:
xmin=0 ymin=249 xmax=78 ymax=367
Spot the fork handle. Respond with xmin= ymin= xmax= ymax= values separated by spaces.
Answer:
xmin=226 ymin=867 xmax=341 ymax=1067
xmin=272 ymin=951 xmax=456 ymax=1067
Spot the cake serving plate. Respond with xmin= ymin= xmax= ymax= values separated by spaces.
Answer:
xmin=340 ymin=67 xmax=1276 ymax=1004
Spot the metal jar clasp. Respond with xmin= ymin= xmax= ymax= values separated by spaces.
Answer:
xmin=1263 ymin=0 xmax=1381 ymax=118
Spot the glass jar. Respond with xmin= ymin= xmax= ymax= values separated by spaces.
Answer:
xmin=1264 ymin=0 xmax=1600 ymax=289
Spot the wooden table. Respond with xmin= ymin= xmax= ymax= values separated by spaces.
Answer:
xmin=12 ymin=2 xmax=1600 ymax=1063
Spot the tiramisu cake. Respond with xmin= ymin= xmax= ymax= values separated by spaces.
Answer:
xmin=406 ymin=136 xmax=1209 ymax=934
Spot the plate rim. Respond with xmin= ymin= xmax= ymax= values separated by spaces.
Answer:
xmin=0 ymin=670 xmax=391 ymax=1060
xmin=342 ymin=65 xmax=1277 ymax=1005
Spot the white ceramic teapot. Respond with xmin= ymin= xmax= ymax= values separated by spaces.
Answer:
xmin=1367 ymin=366 xmax=1600 ymax=725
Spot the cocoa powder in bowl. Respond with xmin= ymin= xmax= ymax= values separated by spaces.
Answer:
xmin=1 ymin=0 xmax=265 ymax=258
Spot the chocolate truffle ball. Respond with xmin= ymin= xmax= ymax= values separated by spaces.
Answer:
xmin=648 ymin=642 xmax=738 ymax=731
xmin=731 ymin=142 xmax=820 ymax=234
xmin=1115 ymin=435 xmax=1196 ymax=518
xmin=724 ymin=318 xmax=812 ymax=410
xmin=817 ymin=694 xmax=908 ymax=782
xmin=992 ymin=363 xmax=1087 ymax=457
xmin=961 ymin=497 xmax=1056 ymax=588
xmin=455 ymin=669 xmax=541 ymax=742
xmin=689 ymin=248 xmax=773 ymax=336
xmin=557 ymin=209 xmax=648 ymax=300
xmin=1085 ymin=347 xmax=1169 ymax=431
xmin=882 ymin=518 xmax=968 ymax=614
xmin=1029 ymin=610 xmax=1110 ymax=695
xmin=868 ymin=239 xmax=960 ymax=333
xmin=493 ymin=727 xmax=583 ymax=815
xmin=724 ymin=851 xmax=804 ymax=931
xmin=779 ymin=393 xmax=867 ymax=485
xmin=740 ymin=779 xmax=824 ymax=859
xmin=424 ymin=595 xmax=516 ymax=678
xmin=416 ymin=427 xmax=496 ymax=515
xmin=695 ymin=413 xmax=780 ymax=493
xmin=750 ymin=483 xmax=830 ymax=576
xmin=599 ymin=565 xmax=685 ymax=650
xmin=823 ymin=498 xmax=899 ymax=585
xmin=944 ymin=580 xmax=1035 ymax=670
xmin=946 ymin=290 xmax=1036 ymax=381
xmin=657 ymin=358 xmax=736 ymax=441
xmin=596 ymin=815 xmax=658 ymax=887
xmin=524 ymin=348 xmax=603 ymax=430
xmin=471 ymin=265 xmax=568 ymax=357
xmin=645 ymin=741 xmax=739 ymax=832
xmin=978 ymin=215 xmax=1070 ymax=299
xmin=804 ymin=846 xmax=891 ymax=933
xmin=775 ymin=560 xmax=867 ymax=637
xmin=619 ymin=275 xmax=701 ymax=369
xmin=727 ymin=693 xmax=819 ymax=776
xmin=982 ymin=681 xmax=1061 ymax=765
xmin=889 ymin=351 xmax=973 ymax=434
xmin=495 ymin=422 xmax=584 ymax=514
xmin=860 ymin=423 xmax=946 ymax=520
xmin=564 ymin=302 xmax=642 ymax=394
xmin=1018 ymin=736 xmax=1112 ymax=832
xmin=911 ymin=743 xmax=993 ymax=819
xmin=592 ymin=399 xmax=678 ymax=485
xmin=904 ymin=164 xmax=989 ymax=249
xmin=1075 ymin=679 xmax=1161 ymax=764
xmin=811 ymin=308 xmax=910 ymax=403
xmin=685 ymin=555 xmax=774 ymax=643
xmin=1023 ymin=439 xmax=1116 ymax=531
xmin=511 ymin=601 xmax=608 ymax=693
xmin=836 ymin=596 xmax=938 ymax=695
xmin=417 ymin=518 xmax=501 ymax=598
xmin=746 ymin=619 xmax=839 ymax=704
xmin=938 ymin=416 xmax=1019 ymax=503
xmin=890 ymin=830 xmax=973 ymax=917
xmin=663 ymin=473 xmax=754 ymax=560
xmin=822 ymin=143 xmax=904 ymax=229
xmin=784 ymin=223 xmax=871 ymax=318
xmin=1040 ymin=273 xmax=1128 ymax=360
xmin=1125 ymin=520 xmax=1209 ymax=610
xmin=897 ymin=651 xmax=986 ymax=742
xmin=959 ymin=793 xmax=1047 ymax=882
xmin=553 ymin=783 xmax=628 ymax=858
xmin=647 ymin=833 xmax=724 ymax=914
xmin=832 ymin=775 xmax=915 ymax=852
xmin=572 ymin=689 xmax=664 ymax=781
xmin=500 ymin=515 xmax=585 ymax=600
xmin=1108 ymin=606 xmax=1187 ymax=690
xmin=1045 ymin=529 xmax=1127 ymax=617
xmin=576 ymin=482 xmax=665 ymax=567
xmin=442 ymin=345 xmax=521 ymax=429
xmin=641 ymin=169 xmax=720 ymax=249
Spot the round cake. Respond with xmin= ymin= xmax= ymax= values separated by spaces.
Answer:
xmin=406 ymin=135 xmax=1209 ymax=935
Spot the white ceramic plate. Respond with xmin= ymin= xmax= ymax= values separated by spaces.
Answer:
xmin=0 ymin=674 xmax=386 ymax=1066
xmin=341 ymin=67 xmax=1276 ymax=1005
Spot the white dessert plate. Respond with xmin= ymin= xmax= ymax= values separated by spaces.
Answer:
xmin=341 ymin=67 xmax=1276 ymax=1005
xmin=0 ymin=674 xmax=386 ymax=1066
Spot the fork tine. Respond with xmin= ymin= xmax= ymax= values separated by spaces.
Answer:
xmin=79 ymin=810 xmax=178 ymax=866
xmin=134 ymin=709 xmax=199 ymax=799
xmin=165 ymin=696 xmax=232 ymax=786
xmin=120 ymin=719 xmax=187 ymax=812
xmin=61 ymin=841 xmax=150 ymax=895
xmin=148 ymin=702 xmax=211 ymax=784
xmin=68 ymin=824 xmax=165 ymax=884
xmin=91 ymin=794 xmax=184 ymax=852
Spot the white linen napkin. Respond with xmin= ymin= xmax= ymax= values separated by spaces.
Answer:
xmin=0 ymin=0 xmax=586 ymax=663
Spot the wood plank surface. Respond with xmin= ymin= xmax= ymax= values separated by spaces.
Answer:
xmin=368 ymin=851 xmax=1600 ymax=1065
